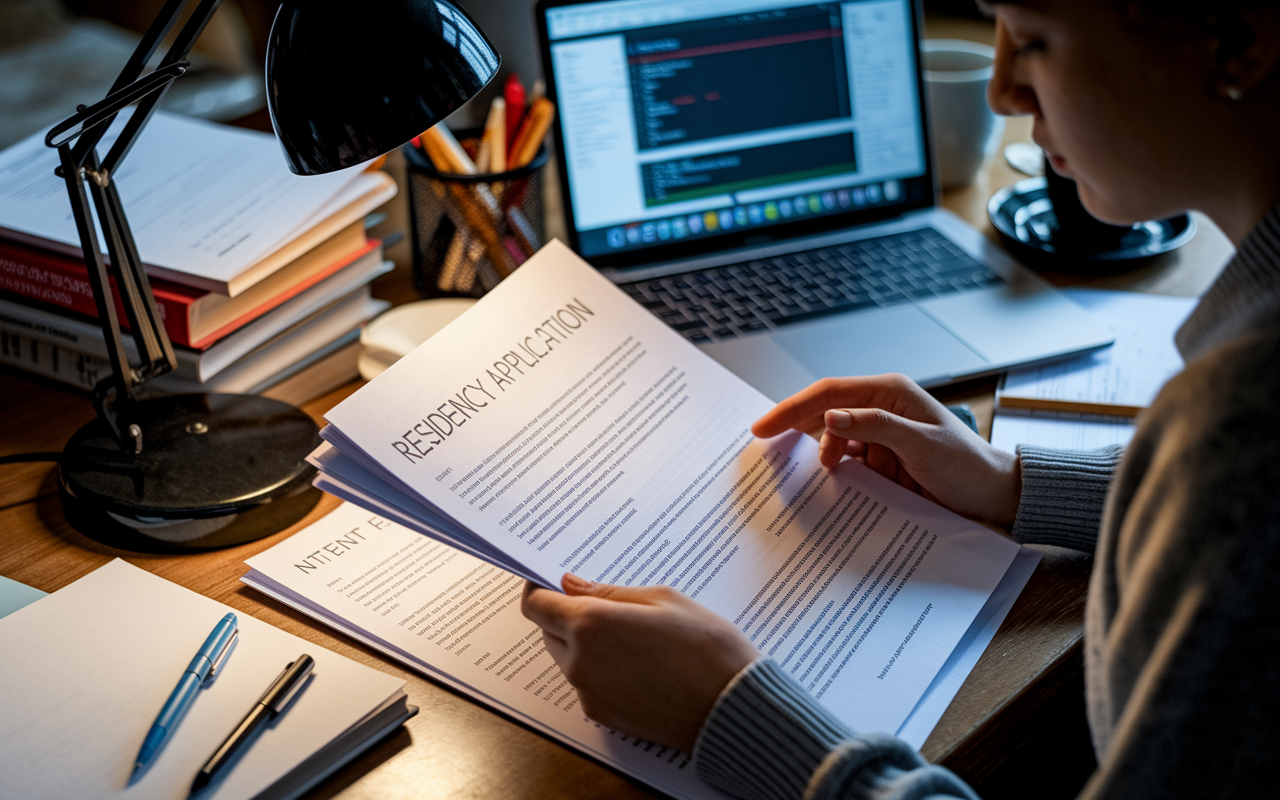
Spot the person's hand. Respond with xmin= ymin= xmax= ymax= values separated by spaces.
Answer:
xmin=521 ymin=574 xmax=758 ymax=752
xmin=752 ymin=374 xmax=1021 ymax=528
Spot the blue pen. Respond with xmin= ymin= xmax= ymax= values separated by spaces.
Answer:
xmin=131 ymin=612 xmax=239 ymax=781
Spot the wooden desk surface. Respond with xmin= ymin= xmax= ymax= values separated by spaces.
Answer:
xmin=0 ymin=28 xmax=1234 ymax=798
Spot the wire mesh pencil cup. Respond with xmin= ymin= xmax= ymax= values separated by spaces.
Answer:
xmin=404 ymin=134 xmax=548 ymax=298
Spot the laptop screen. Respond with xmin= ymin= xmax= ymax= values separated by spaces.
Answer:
xmin=538 ymin=0 xmax=932 ymax=262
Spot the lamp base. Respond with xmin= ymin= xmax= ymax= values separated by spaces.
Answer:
xmin=59 ymin=393 xmax=322 ymax=553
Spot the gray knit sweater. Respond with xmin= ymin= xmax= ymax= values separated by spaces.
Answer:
xmin=693 ymin=205 xmax=1280 ymax=800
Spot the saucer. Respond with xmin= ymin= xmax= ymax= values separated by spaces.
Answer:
xmin=988 ymin=177 xmax=1195 ymax=266
xmin=358 ymin=298 xmax=477 ymax=380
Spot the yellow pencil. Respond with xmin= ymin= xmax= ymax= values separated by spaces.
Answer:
xmin=507 ymin=98 xmax=555 ymax=170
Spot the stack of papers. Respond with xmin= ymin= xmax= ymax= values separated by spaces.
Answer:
xmin=0 ymin=110 xmax=366 ymax=295
xmin=991 ymin=289 xmax=1197 ymax=454
xmin=0 ymin=560 xmax=414 ymax=800
xmin=275 ymin=241 xmax=1041 ymax=797
xmin=244 ymin=503 xmax=1040 ymax=799
xmin=0 ymin=111 xmax=398 ymax=404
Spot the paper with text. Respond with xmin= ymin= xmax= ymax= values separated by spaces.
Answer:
xmin=998 ymin=289 xmax=1196 ymax=415
xmin=245 ymin=503 xmax=725 ymax=800
xmin=0 ymin=110 xmax=360 ymax=290
xmin=244 ymin=504 xmax=1036 ymax=794
xmin=319 ymin=240 xmax=1021 ymax=737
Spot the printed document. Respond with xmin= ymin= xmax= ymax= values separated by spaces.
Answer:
xmin=0 ymin=110 xmax=361 ymax=293
xmin=998 ymin=289 xmax=1196 ymax=416
xmin=244 ymin=504 xmax=1039 ymax=798
xmin=313 ymin=240 xmax=1026 ymax=743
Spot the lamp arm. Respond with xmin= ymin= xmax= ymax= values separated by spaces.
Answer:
xmin=47 ymin=64 xmax=188 ymax=150
xmin=56 ymin=144 xmax=137 ymax=451
xmin=70 ymin=0 xmax=195 ymax=166
xmin=103 ymin=0 xmax=225 ymax=174
xmin=46 ymin=61 xmax=193 ymax=453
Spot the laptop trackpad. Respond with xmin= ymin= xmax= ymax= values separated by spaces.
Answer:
xmin=773 ymin=306 xmax=988 ymax=385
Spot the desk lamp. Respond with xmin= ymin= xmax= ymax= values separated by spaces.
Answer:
xmin=50 ymin=0 xmax=498 ymax=552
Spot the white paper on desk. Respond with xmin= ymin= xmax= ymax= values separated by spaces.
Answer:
xmin=999 ymin=289 xmax=1196 ymax=412
xmin=315 ymin=240 xmax=1023 ymax=740
xmin=0 ymin=559 xmax=406 ymax=800
xmin=244 ymin=502 xmax=728 ymax=800
xmin=244 ymin=505 xmax=1032 ymax=797
xmin=0 ymin=110 xmax=361 ymax=293
xmin=895 ymin=546 xmax=1041 ymax=749
xmin=990 ymin=410 xmax=1136 ymax=455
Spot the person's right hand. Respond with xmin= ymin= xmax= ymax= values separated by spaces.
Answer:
xmin=752 ymin=374 xmax=1021 ymax=529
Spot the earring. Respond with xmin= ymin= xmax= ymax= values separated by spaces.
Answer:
xmin=1219 ymin=81 xmax=1245 ymax=101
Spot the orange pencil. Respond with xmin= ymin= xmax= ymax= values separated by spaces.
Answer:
xmin=507 ymin=98 xmax=555 ymax=169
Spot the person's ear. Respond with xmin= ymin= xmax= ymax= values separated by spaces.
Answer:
xmin=1215 ymin=3 xmax=1280 ymax=100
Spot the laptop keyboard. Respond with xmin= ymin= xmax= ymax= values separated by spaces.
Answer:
xmin=619 ymin=228 xmax=1004 ymax=344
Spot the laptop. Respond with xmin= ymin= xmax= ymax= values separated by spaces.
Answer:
xmin=534 ymin=0 xmax=1111 ymax=400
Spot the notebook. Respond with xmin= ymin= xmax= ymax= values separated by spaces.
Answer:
xmin=0 ymin=560 xmax=415 ymax=800
xmin=535 ymin=0 xmax=1112 ymax=398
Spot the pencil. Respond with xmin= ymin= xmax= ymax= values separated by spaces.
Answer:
xmin=508 ymin=98 xmax=555 ymax=169
xmin=483 ymin=97 xmax=507 ymax=174
xmin=420 ymin=128 xmax=517 ymax=277
xmin=422 ymin=125 xmax=476 ymax=175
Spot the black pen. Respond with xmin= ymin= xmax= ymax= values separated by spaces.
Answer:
xmin=190 ymin=654 xmax=315 ymax=795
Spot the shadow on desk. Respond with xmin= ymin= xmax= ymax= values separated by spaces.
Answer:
xmin=934 ymin=544 xmax=1096 ymax=799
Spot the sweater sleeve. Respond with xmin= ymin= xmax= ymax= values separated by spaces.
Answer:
xmin=1010 ymin=444 xmax=1122 ymax=552
xmin=694 ymin=658 xmax=977 ymax=800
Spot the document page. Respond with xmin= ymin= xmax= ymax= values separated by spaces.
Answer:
xmin=0 ymin=110 xmax=360 ymax=291
xmin=244 ymin=505 xmax=1038 ymax=793
xmin=245 ymin=503 xmax=725 ymax=800
xmin=990 ymin=410 xmax=1135 ymax=455
xmin=998 ymin=289 xmax=1196 ymax=415
xmin=321 ymin=240 xmax=1021 ymax=735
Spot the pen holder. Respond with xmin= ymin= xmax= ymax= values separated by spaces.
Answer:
xmin=404 ymin=133 xmax=548 ymax=298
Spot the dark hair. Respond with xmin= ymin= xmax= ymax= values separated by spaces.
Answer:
xmin=979 ymin=0 xmax=1277 ymax=60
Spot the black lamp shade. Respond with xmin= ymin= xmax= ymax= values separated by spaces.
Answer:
xmin=266 ymin=0 xmax=500 ymax=175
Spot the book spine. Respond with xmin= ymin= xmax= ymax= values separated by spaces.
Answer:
xmin=0 ymin=329 xmax=106 ymax=390
xmin=0 ymin=305 xmax=207 ymax=382
xmin=0 ymin=241 xmax=195 ymax=345
xmin=0 ymin=299 xmax=122 ymax=361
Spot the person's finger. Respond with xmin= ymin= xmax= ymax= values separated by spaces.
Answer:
xmin=540 ymin=628 xmax=570 ymax=665
xmin=824 ymin=407 xmax=930 ymax=456
xmin=865 ymin=442 xmax=900 ymax=483
xmin=897 ymin=467 xmax=923 ymax=494
xmin=752 ymin=374 xmax=930 ymax=438
xmin=818 ymin=430 xmax=846 ymax=468
xmin=562 ymin=573 xmax=678 ymax=606
xmin=844 ymin=439 xmax=868 ymax=459
xmin=521 ymin=582 xmax=580 ymax=636
xmin=752 ymin=377 xmax=864 ymax=438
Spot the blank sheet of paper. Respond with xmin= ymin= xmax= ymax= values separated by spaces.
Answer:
xmin=990 ymin=410 xmax=1135 ymax=455
xmin=0 ymin=560 xmax=404 ymax=800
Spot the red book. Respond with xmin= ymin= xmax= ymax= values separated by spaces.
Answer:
xmin=0 ymin=225 xmax=371 ymax=350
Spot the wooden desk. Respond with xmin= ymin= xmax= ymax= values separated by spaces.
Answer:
xmin=0 ymin=56 xmax=1234 ymax=800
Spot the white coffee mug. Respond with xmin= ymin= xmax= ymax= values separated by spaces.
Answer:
xmin=922 ymin=39 xmax=1005 ymax=189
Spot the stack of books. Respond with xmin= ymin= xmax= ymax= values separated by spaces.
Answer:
xmin=0 ymin=110 xmax=398 ymax=405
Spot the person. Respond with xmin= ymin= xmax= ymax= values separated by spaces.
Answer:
xmin=521 ymin=1 xmax=1280 ymax=797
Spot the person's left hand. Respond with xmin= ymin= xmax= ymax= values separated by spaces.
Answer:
xmin=521 ymin=574 xmax=759 ymax=752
